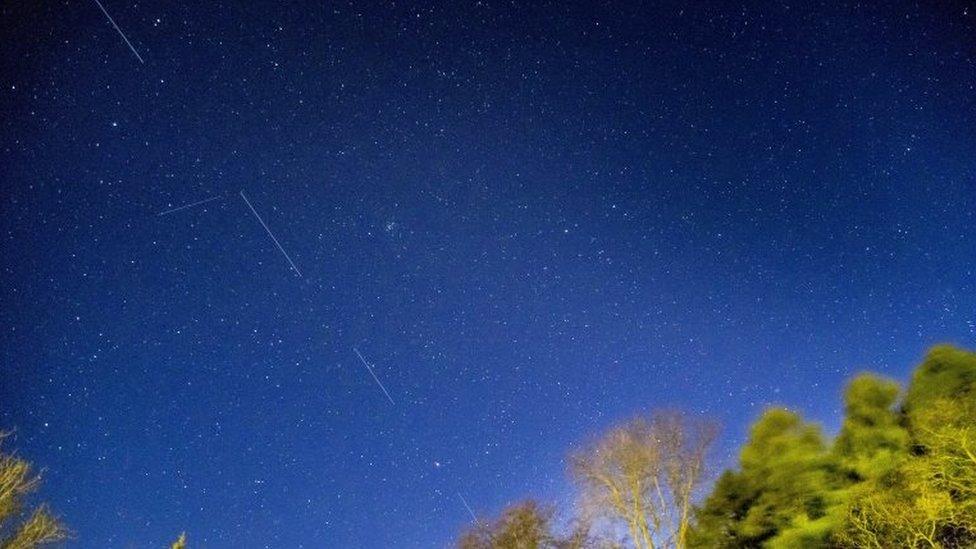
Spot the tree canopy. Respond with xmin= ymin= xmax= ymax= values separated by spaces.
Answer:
xmin=0 ymin=434 xmax=67 ymax=549
xmin=457 ymin=345 xmax=976 ymax=549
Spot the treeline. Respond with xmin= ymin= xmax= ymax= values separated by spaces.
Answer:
xmin=2 ymin=346 xmax=973 ymax=548
xmin=457 ymin=345 xmax=976 ymax=548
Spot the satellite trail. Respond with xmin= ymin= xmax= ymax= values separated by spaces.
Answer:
xmin=157 ymin=195 xmax=222 ymax=217
xmin=239 ymin=190 xmax=303 ymax=278
xmin=353 ymin=347 xmax=396 ymax=406
xmin=457 ymin=493 xmax=478 ymax=523
xmin=92 ymin=0 xmax=145 ymax=64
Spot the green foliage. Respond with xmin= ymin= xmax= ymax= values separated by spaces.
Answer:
xmin=833 ymin=374 xmax=908 ymax=481
xmin=690 ymin=408 xmax=841 ymax=548
xmin=738 ymin=409 xmax=836 ymax=543
xmin=453 ymin=346 xmax=976 ymax=549
xmin=686 ymin=470 xmax=757 ymax=548
xmin=885 ymin=345 xmax=976 ymax=547
xmin=692 ymin=346 xmax=976 ymax=549
xmin=904 ymin=345 xmax=976 ymax=417
xmin=171 ymin=532 xmax=187 ymax=549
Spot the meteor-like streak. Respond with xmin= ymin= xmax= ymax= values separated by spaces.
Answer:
xmin=353 ymin=347 xmax=396 ymax=406
xmin=157 ymin=195 xmax=222 ymax=217
xmin=239 ymin=190 xmax=303 ymax=278
xmin=92 ymin=0 xmax=145 ymax=64
xmin=457 ymin=492 xmax=479 ymax=523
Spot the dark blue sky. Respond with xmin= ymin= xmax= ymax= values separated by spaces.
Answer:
xmin=1 ymin=1 xmax=974 ymax=547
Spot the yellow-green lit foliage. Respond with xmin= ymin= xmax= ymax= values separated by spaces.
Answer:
xmin=454 ymin=346 xmax=976 ymax=548
xmin=692 ymin=346 xmax=976 ymax=548
xmin=838 ymin=345 xmax=976 ymax=547
xmin=0 ymin=435 xmax=67 ymax=549
xmin=691 ymin=408 xmax=841 ymax=548
xmin=170 ymin=532 xmax=187 ymax=549
xmin=833 ymin=373 xmax=908 ymax=480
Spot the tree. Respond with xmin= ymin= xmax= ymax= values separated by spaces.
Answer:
xmin=833 ymin=374 xmax=908 ymax=482
xmin=690 ymin=408 xmax=841 ymax=548
xmin=904 ymin=347 xmax=976 ymax=499
xmin=912 ymin=398 xmax=976 ymax=524
xmin=570 ymin=411 xmax=717 ymax=549
xmin=686 ymin=470 xmax=757 ymax=548
xmin=903 ymin=345 xmax=976 ymax=419
xmin=733 ymin=408 xmax=836 ymax=546
xmin=692 ymin=350 xmax=976 ymax=549
xmin=171 ymin=532 xmax=188 ymax=549
xmin=457 ymin=499 xmax=591 ymax=549
xmin=901 ymin=346 xmax=976 ymax=546
xmin=870 ymin=345 xmax=976 ymax=547
xmin=453 ymin=346 xmax=976 ymax=549
xmin=835 ymin=460 xmax=965 ymax=548
xmin=828 ymin=346 xmax=976 ymax=548
xmin=0 ymin=433 xmax=67 ymax=549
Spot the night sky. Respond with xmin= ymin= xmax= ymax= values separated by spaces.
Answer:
xmin=1 ymin=1 xmax=975 ymax=547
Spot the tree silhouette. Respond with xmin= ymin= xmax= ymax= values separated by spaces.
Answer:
xmin=0 ymin=433 xmax=67 ymax=549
